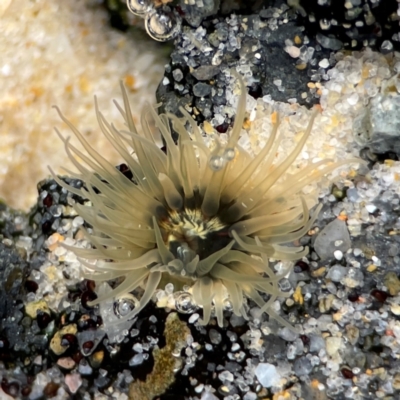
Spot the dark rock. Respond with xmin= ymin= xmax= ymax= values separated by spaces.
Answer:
xmin=191 ymin=65 xmax=220 ymax=81
xmin=157 ymin=6 xmax=332 ymax=126
xmin=0 ymin=243 xmax=29 ymax=321
xmin=355 ymin=93 xmax=400 ymax=157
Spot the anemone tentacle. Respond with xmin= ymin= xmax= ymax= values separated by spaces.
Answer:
xmin=53 ymin=71 xmax=359 ymax=329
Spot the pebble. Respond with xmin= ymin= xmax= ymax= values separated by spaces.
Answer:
xmin=33 ymin=355 xmax=42 ymax=365
xmin=65 ymin=373 xmax=82 ymax=394
xmin=15 ymin=236 xmax=33 ymax=251
xmin=78 ymin=359 xmax=93 ymax=375
xmin=72 ymin=216 xmax=84 ymax=227
xmin=325 ymin=337 xmax=343 ymax=357
xmin=293 ymin=356 xmax=313 ymax=376
xmin=365 ymin=204 xmax=377 ymax=213
xmin=191 ymin=65 xmax=220 ymax=81
xmin=254 ymin=363 xmax=280 ymax=388
xmin=286 ymin=45 xmax=300 ymax=58
xmin=193 ymin=82 xmax=212 ymax=97
xmin=393 ymin=373 xmax=400 ymax=390
xmin=346 ymin=188 xmax=359 ymax=202
xmin=133 ymin=343 xmax=143 ymax=353
xmin=195 ymin=384 xmax=204 ymax=393
xmin=0 ymin=388 xmax=14 ymax=400
xmin=231 ymin=343 xmax=240 ymax=352
xmin=77 ymin=329 xmax=105 ymax=356
xmin=57 ymin=357 xmax=76 ymax=370
xmin=342 ymin=268 xmax=364 ymax=288
xmin=189 ymin=313 xmax=200 ymax=323
xmin=314 ymin=219 xmax=351 ymax=260
xmin=309 ymin=335 xmax=326 ymax=353
xmin=334 ymin=250 xmax=343 ymax=260
xmin=172 ymin=68 xmax=183 ymax=82
xmin=388 ymin=244 xmax=399 ymax=257
xmin=243 ymin=392 xmax=257 ymax=400
xmin=390 ymin=303 xmax=400 ymax=316
xmin=129 ymin=353 xmax=146 ymax=366
xmin=218 ymin=371 xmax=234 ymax=382
xmin=49 ymin=324 xmax=77 ymax=356
xmin=278 ymin=327 xmax=298 ymax=342
xmin=319 ymin=58 xmax=329 ymax=68
xmin=345 ymin=325 xmax=360 ymax=346
xmin=209 ymin=329 xmax=222 ymax=345
xmin=316 ymin=33 xmax=343 ymax=50
xmin=326 ymin=265 xmax=347 ymax=282
xmin=230 ymin=314 xmax=245 ymax=327
xmin=90 ymin=350 xmax=105 ymax=369
xmin=201 ymin=392 xmax=219 ymax=400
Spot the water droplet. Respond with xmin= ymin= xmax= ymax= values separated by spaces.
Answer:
xmin=114 ymin=295 xmax=139 ymax=318
xmin=174 ymin=292 xmax=197 ymax=314
xmin=145 ymin=7 xmax=181 ymax=42
xmin=223 ymin=299 xmax=233 ymax=312
xmin=209 ymin=155 xmax=225 ymax=171
xmin=126 ymin=0 xmax=153 ymax=16
xmin=380 ymin=40 xmax=393 ymax=53
xmin=224 ymin=147 xmax=235 ymax=161
xmin=319 ymin=18 xmax=331 ymax=30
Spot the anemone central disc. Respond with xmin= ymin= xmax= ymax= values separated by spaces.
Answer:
xmin=159 ymin=207 xmax=231 ymax=261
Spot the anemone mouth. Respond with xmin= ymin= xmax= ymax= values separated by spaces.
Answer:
xmin=158 ymin=204 xmax=231 ymax=265
xmin=51 ymin=71 xmax=359 ymax=329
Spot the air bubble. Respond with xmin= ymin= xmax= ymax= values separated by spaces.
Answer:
xmin=114 ymin=295 xmax=139 ymax=318
xmin=209 ymin=155 xmax=225 ymax=171
xmin=224 ymin=147 xmax=235 ymax=161
xmin=145 ymin=7 xmax=182 ymax=42
xmin=319 ymin=18 xmax=331 ymax=30
xmin=223 ymin=299 xmax=233 ymax=312
xmin=126 ymin=0 xmax=153 ymax=16
xmin=174 ymin=292 xmax=197 ymax=314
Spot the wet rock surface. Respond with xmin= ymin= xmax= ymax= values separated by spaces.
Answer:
xmin=156 ymin=10 xmax=331 ymax=122
xmin=2 ymin=0 xmax=400 ymax=399
xmin=1 ymin=153 xmax=400 ymax=399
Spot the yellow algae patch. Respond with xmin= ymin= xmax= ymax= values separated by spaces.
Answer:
xmin=129 ymin=313 xmax=190 ymax=400
xmin=25 ymin=300 xmax=50 ymax=319
xmin=293 ymin=285 xmax=303 ymax=305
xmin=50 ymin=324 xmax=78 ymax=356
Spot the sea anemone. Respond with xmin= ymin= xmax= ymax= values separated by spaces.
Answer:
xmin=51 ymin=72 xmax=352 ymax=328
